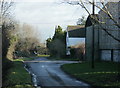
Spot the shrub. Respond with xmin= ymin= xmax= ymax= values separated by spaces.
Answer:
xmin=70 ymin=43 xmax=85 ymax=61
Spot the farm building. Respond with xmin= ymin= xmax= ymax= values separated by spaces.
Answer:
xmin=85 ymin=2 xmax=120 ymax=62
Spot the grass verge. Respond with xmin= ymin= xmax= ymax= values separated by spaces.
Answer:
xmin=3 ymin=58 xmax=35 ymax=88
xmin=61 ymin=61 xmax=120 ymax=87
xmin=13 ymin=57 xmax=34 ymax=62
xmin=37 ymin=54 xmax=50 ymax=57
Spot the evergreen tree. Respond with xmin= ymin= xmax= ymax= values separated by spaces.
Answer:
xmin=46 ymin=25 xmax=66 ymax=57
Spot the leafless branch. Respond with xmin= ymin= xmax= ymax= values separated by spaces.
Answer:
xmin=0 ymin=0 xmax=14 ymax=25
xmin=102 ymin=27 xmax=120 ymax=42
xmin=89 ymin=14 xmax=120 ymax=43
xmin=100 ymin=2 xmax=120 ymax=28
xmin=79 ymin=0 xmax=91 ymax=15
xmin=78 ymin=0 xmax=120 ymax=42
xmin=2 ymin=1 xmax=13 ymax=16
xmin=87 ymin=1 xmax=120 ymax=28
xmin=62 ymin=0 xmax=120 ymax=42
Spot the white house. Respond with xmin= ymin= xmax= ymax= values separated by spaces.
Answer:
xmin=66 ymin=25 xmax=86 ymax=55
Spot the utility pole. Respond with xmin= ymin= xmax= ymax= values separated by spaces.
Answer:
xmin=92 ymin=0 xmax=95 ymax=69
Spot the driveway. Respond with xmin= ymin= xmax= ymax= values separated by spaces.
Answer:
xmin=24 ymin=57 xmax=90 ymax=88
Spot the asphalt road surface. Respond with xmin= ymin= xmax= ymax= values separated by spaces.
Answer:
xmin=24 ymin=57 xmax=90 ymax=88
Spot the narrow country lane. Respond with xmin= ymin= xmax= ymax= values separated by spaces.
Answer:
xmin=24 ymin=57 xmax=90 ymax=88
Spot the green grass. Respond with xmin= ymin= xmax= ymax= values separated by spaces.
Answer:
xmin=3 ymin=58 xmax=35 ymax=88
xmin=13 ymin=57 xmax=34 ymax=62
xmin=37 ymin=54 xmax=50 ymax=57
xmin=61 ymin=61 xmax=120 ymax=87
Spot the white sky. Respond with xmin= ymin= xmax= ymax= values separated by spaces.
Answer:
xmin=14 ymin=0 xmax=95 ymax=43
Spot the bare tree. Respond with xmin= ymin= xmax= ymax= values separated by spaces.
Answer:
xmin=13 ymin=23 xmax=41 ymax=57
xmin=1 ymin=0 xmax=15 ymax=87
xmin=0 ymin=0 xmax=14 ymax=25
xmin=0 ymin=0 xmax=14 ymax=58
xmin=62 ymin=0 xmax=120 ymax=42
xmin=77 ymin=16 xmax=86 ymax=25
xmin=1 ymin=0 xmax=14 ymax=57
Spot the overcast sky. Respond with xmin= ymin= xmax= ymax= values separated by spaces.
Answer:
xmin=14 ymin=0 xmax=93 ymax=43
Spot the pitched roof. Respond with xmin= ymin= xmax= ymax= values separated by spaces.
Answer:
xmin=67 ymin=25 xmax=85 ymax=31
xmin=67 ymin=25 xmax=86 ymax=38
xmin=85 ymin=14 xmax=98 ymax=27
